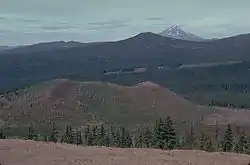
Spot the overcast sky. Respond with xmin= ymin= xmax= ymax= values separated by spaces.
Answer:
xmin=0 ymin=0 xmax=250 ymax=45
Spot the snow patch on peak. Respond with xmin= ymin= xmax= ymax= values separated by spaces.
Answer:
xmin=159 ymin=25 xmax=204 ymax=41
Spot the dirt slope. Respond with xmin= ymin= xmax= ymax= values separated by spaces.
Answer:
xmin=0 ymin=79 xmax=204 ymax=134
xmin=0 ymin=139 xmax=249 ymax=165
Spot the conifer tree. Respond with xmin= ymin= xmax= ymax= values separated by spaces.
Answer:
xmin=237 ymin=131 xmax=248 ymax=153
xmin=110 ymin=126 xmax=116 ymax=147
xmin=165 ymin=116 xmax=176 ymax=149
xmin=142 ymin=126 xmax=152 ymax=148
xmin=135 ymin=129 xmax=143 ymax=148
xmin=97 ymin=125 xmax=106 ymax=146
xmin=92 ymin=125 xmax=98 ymax=145
xmin=176 ymin=135 xmax=185 ymax=149
xmin=247 ymin=136 xmax=250 ymax=154
xmin=49 ymin=122 xmax=58 ymax=143
xmin=61 ymin=125 xmax=74 ymax=144
xmin=199 ymin=132 xmax=206 ymax=151
xmin=84 ymin=125 xmax=92 ymax=145
xmin=215 ymin=120 xmax=220 ymax=151
xmin=43 ymin=135 xmax=48 ymax=142
xmin=76 ymin=130 xmax=83 ymax=145
xmin=152 ymin=118 xmax=166 ymax=149
xmin=115 ymin=129 xmax=121 ymax=147
xmin=120 ymin=127 xmax=127 ymax=148
xmin=27 ymin=123 xmax=35 ymax=140
xmin=223 ymin=124 xmax=234 ymax=152
xmin=110 ymin=128 xmax=120 ymax=147
xmin=124 ymin=130 xmax=132 ymax=148
xmin=186 ymin=120 xmax=196 ymax=149
xmin=206 ymin=137 xmax=215 ymax=152
xmin=0 ymin=129 xmax=5 ymax=139
xmin=104 ymin=132 xmax=111 ymax=147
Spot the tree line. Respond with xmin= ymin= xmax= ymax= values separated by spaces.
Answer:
xmin=1 ymin=116 xmax=250 ymax=154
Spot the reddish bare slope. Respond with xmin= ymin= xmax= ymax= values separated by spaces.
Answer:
xmin=0 ymin=79 xmax=203 ymax=134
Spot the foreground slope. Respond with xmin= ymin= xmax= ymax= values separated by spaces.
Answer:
xmin=0 ymin=79 xmax=203 ymax=134
xmin=0 ymin=139 xmax=249 ymax=165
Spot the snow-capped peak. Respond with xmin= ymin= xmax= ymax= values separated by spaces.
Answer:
xmin=159 ymin=25 xmax=204 ymax=41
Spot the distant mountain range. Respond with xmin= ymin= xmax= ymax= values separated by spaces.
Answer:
xmin=159 ymin=25 xmax=208 ymax=41
xmin=0 ymin=31 xmax=250 ymax=93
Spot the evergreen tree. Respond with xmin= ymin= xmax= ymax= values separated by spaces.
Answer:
xmin=215 ymin=120 xmax=220 ymax=151
xmin=135 ymin=129 xmax=143 ymax=148
xmin=223 ymin=124 xmax=234 ymax=152
xmin=199 ymin=132 xmax=206 ymax=151
xmin=237 ymin=131 xmax=248 ymax=153
xmin=49 ymin=122 xmax=58 ymax=143
xmin=142 ymin=126 xmax=152 ymax=148
xmin=115 ymin=129 xmax=121 ymax=147
xmin=152 ymin=118 xmax=165 ymax=149
xmin=109 ymin=126 xmax=116 ymax=147
xmin=61 ymin=125 xmax=74 ymax=144
xmin=120 ymin=127 xmax=127 ymax=148
xmin=92 ymin=125 xmax=98 ymax=145
xmin=165 ymin=116 xmax=176 ymax=149
xmin=151 ymin=120 xmax=158 ymax=148
xmin=97 ymin=125 xmax=106 ymax=146
xmin=104 ymin=132 xmax=111 ymax=147
xmin=206 ymin=137 xmax=215 ymax=152
xmin=110 ymin=128 xmax=120 ymax=147
xmin=0 ymin=129 xmax=5 ymax=139
xmin=43 ymin=135 xmax=48 ymax=142
xmin=247 ymin=136 xmax=250 ymax=154
xmin=186 ymin=121 xmax=196 ymax=149
xmin=76 ymin=130 xmax=83 ymax=145
xmin=84 ymin=125 xmax=92 ymax=145
xmin=176 ymin=135 xmax=185 ymax=149
xmin=124 ymin=130 xmax=132 ymax=148
xmin=27 ymin=123 xmax=35 ymax=140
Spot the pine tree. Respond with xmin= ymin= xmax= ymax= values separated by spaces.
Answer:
xmin=49 ymin=122 xmax=58 ymax=143
xmin=97 ymin=125 xmax=106 ymax=146
xmin=43 ymin=135 xmax=48 ymax=142
xmin=237 ymin=131 xmax=248 ymax=153
xmin=215 ymin=120 xmax=220 ymax=151
xmin=199 ymin=132 xmax=206 ymax=151
xmin=152 ymin=118 xmax=165 ymax=149
xmin=142 ymin=126 xmax=152 ymax=148
xmin=27 ymin=123 xmax=35 ymax=140
xmin=165 ymin=116 xmax=176 ymax=149
xmin=176 ymin=135 xmax=185 ymax=149
xmin=186 ymin=121 xmax=196 ymax=149
xmin=247 ymin=136 xmax=250 ymax=154
xmin=124 ymin=130 xmax=132 ymax=148
xmin=206 ymin=137 xmax=215 ymax=152
xmin=120 ymin=127 xmax=127 ymax=148
xmin=0 ymin=129 xmax=5 ymax=139
xmin=115 ymin=129 xmax=121 ymax=147
xmin=61 ymin=125 xmax=74 ymax=144
xmin=92 ymin=125 xmax=98 ymax=145
xmin=223 ymin=124 xmax=234 ymax=152
xmin=151 ymin=120 xmax=158 ymax=148
xmin=76 ymin=130 xmax=83 ymax=145
xmin=110 ymin=127 xmax=120 ymax=147
xmin=84 ymin=125 xmax=92 ymax=145
xmin=135 ymin=129 xmax=143 ymax=148
xmin=104 ymin=133 xmax=111 ymax=147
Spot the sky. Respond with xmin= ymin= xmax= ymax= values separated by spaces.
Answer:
xmin=0 ymin=0 xmax=250 ymax=45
